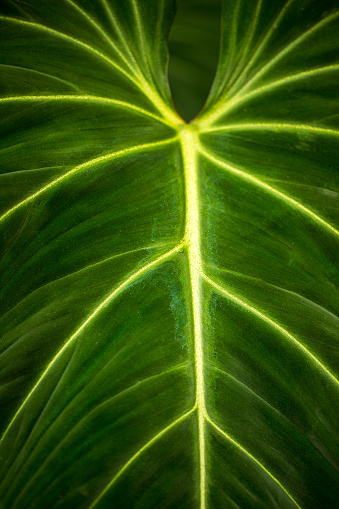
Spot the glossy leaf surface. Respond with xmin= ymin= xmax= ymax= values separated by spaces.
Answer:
xmin=0 ymin=1 xmax=338 ymax=508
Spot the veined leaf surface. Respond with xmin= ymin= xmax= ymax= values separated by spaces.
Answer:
xmin=0 ymin=1 xmax=339 ymax=508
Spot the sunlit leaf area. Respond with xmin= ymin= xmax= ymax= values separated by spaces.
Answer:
xmin=0 ymin=1 xmax=338 ymax=507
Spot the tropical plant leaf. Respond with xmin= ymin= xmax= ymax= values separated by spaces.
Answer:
xmin=0 ymin=1 xmax=339 ymax=508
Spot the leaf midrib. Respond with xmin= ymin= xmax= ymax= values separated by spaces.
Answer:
xmin=180 ymin=126 xmax=206 ymax=508
xmin=84 ymin=126 xmax=303 ymax=509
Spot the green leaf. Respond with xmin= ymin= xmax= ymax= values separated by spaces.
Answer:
xmin=0 ymin=1 xmax=338 ymax=508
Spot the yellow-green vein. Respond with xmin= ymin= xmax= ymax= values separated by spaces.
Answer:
xmin=226 ymin=0 xmax=263 ymax=89
xmin=203 ymin=273 xmax=339 ymax=387
xmin=11 ymin=364 xmax=189 ymax=507
xmin=100 ymin=0 xmax=140 ymax=67
xmin=0 ymin=137 xmax=178 ymax=224
xmin=0 ymin=243 xmax=184 ymax=445
xmin=198 ymin=64 xmax=339 ymax=126
xmin=199 ymin=147 xmax=339 ymax=238
xmin=235 ymin=10 xmax=339 ymax=98
xmin=0 ymin=16 xmax=181 ymax=125
xmin=0 ymin=243 xmax=172 ymax=333
xmin=207 ymin=263 xmax=339 ymax=323
xmin=131 ymin=0 xmax=148 ymax=66
xmin=0 ymin=64 xmax=83 ymax=93
xmin=199 ymin=7 xmax=339 ymax=127
xmin=97 ymin=0 xmax=180 ymax=125
xmin=88 ymin=408 xmax=195 ymax=509
xmin=0 ymin=17 xmax=134 ymax=85
xmin=205 ymin=415 xmax=302 ymax=509
xmin=180 ymin=126 xmax=206 ymax=509
xmin=222 ymin=0 xmax=242 ymax=82
xmin=201 ymin=121 xmax=339 ymax=138
xmin=0 ymin=94 xmax=166 ymax=124
xmin=64 ymin=0 xmax=140 ymax=76
xmin=224 ymin=0 xmax=296 ymax=96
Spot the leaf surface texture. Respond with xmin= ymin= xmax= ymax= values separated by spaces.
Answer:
xmin=0 ymin=1 xmax=339 ymax=508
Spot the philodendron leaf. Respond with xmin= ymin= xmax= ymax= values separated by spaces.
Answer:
xmin=0 ymin=0 xmax=339 ymax=508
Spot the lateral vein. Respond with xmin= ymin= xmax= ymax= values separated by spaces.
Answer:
xmin=199 ymin=64 xmax=339 ymax=125
xmin=199 ymin=147 xmax=339 ymax=238
xmin=203 ymin=273 xmax=339 ymax=387
xmin=10 ymin=364 xmax=189 ymax=507
xmin=223 ymin=0 xmax=296 ymax=97
xmin=0 ymin=244 xmax=184 ymax=445
xmin=0 ymin=94 xmax=166 ymax=125
xmin=205 ymin=416 xmax=302 ymax=509
xmin=88 ymin=408 xmax=195 ymax=508
xmin=65 ymin=0 xmax=139 ymax=76
xmin=198 ymin=9 xmax=339 ymax=127
xmin=0 ymin=94 xmax=166 ymax=123
xmin=0 ymin=137 xmax=178 ymax=223
xmin=208 ymin=263 xmax=339 ymax=322
xmin=0 ymin=17 xmax=181 ymax=125
xmin=0 ymin=16 xmax=133 ymax=84
xmin=0 ymin=244 xmax=171 ymax=333
xmin=229 ymin=0 xmax=263 ymax=81
xmin=198 ymin=0 xmax=296 ymax=125
xmin=100 ymin=0 xmax=140 ymax=68
xmin=236 ymin=10 xmax=339 ymax=97
xmin=0 ymin=64 xmax=83 ymax=93
xmin=202 ymin=122 xmax=339 ymax=138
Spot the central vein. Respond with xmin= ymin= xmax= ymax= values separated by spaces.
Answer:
xmin=180 ymin=125 xmax=206 ymax=509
